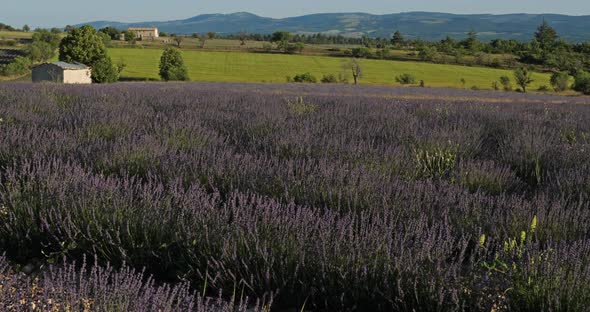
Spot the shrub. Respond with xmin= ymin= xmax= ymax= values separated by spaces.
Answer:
xmin=492 ymin=81 xmax=500 ymax=91
xmin=550 ymin=72 xmax=570 ymax=92
xmin=395 ymin=73 xmax=417 ymax=85
xmin=320 ymin=74 xmax=338 ymax=83
xmin=91 ymin=57 xmax=119 ymax=83
xmin=350 ymin=47 xmax=371 ymax=58
xmin=573 ymin=71 xmax=590 ymax=95
xmin=414 ymin=144 xmax=458 ymax=178
xmin=292 ymin=72 xmax=317 ymax=83
xmin=537 ymin=85 xmax=550 ymax=92
xmin=499 ymin=76 xmax=512 ymax=91
xmin=159 ymin=47 xmax=189 ymax=81
xmin=0 ymin=56 xmax=31 ymax=76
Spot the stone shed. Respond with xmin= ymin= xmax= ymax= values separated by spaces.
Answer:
xmin=32 ymin=62 xmax=92 ymax=84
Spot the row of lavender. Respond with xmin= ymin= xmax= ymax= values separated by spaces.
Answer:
xmin=0 ymin=82 xmax=589 ymax=310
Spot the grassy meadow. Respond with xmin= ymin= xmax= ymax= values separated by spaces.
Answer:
xmin=110 ymin=47 xmax=552 ymax=89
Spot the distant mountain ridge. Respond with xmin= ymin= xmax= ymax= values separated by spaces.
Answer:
xmin=77 ymin=11 xmax=590 ymax=42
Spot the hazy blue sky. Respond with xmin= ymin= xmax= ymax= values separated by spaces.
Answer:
xmin=4 ymin=0 xmax=590 ymax=28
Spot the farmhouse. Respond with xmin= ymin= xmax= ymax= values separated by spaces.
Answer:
xmin=128 ymin=27 xmax=159 ymax=40
xmin=32 ymin=62 xmax=92 ymax=84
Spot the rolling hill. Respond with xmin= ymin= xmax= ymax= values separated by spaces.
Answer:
xmin=78 ymin=11 xmax=590 ymax=41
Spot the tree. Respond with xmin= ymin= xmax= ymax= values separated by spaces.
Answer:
xmin=195 ymin=34 xmax=207 ymax=48
xmin=98 ymin=31 xmax=112 ymax=47
xmin=59 ymin=25 xmax=108 ymax=65
xmin=342 ymin=58 xmax=362 ymax=85
xmin=159 ymin=48 xmax=189 ymax=81
xmin=25 ymin=41 xmax=55 ymax=63
xmin=535 ymin=19 xmax=558 ymax=51
xmin=351 ymin=47 xmax=371 ymax=58
xmin=391 ymin=31 xmax=404 ymax=46
xmin=206 ymin=32 xmax=216 ymax=40
xmin=64 ymin=25 xmax=76 ymax=33
xmin=550 ymin=72 xmax=570 ymax=92
xmin=238 ymin=32 xmax=248 ymax=46
xmin=122 ymin=30 xmax=136 ymax=43
xmin=99 ymin=27 xmax=121 ymax=40
xmin=32 ymin=29 xmax=61 ymax=49
xmin=462 ymin=29 xmax=479 ymax=52
xmin=295 ymin=42 xmax=305 ymax=54
xmin=514 ymin=68 xmax=534 ymax=93
xmin=59 ymin=25 xmax=119 ymax=83
xmin=22 ymin=24 xmax=30 ymax=32
xmin=271 ymin=31 xmax=293 ymax=53
xmin=91 ymin=57 xmax=119 ymax=83
xmin=173 ymin=35 xmax=184 ymax=48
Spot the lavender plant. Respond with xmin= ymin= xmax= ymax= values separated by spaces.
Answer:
xmin=0 ymin=82 xmax=589 ymax=311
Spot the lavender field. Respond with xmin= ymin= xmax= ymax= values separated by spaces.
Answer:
xmin=1 ymin=82 xmax=590 ymax=311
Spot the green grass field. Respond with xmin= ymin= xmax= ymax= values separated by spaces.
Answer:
xmin=110 ymin=48 xmax=552 ymax=89
xmin=0 ymin=31 xmax=32 ymax=39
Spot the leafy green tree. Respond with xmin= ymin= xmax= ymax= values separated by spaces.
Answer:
xmin=22 ymin=24 xmax=30 ymax=32
xmin=32 ymin=29 xmax=61 ymax=49
xmin=295 ymin=42 xmax=305 ymax=54
xmin=99 ymin=27 xmax=121 ymax=40
xmin=550 ymin=72 xmax=570 ymax=92
xmin=271 ymin=31 xmax=293 ymax=53
xmin=25 ymin=41 xmax=55 ymax=63
xmin=50 ymin=28 xmax=61 ymax=34
xmin=418 ymin=46 xmax=437 ymax=61
xmin=351 ymin=47 xmax=371 ymax=58
xmin=535 ymin=20 xmax=558 ymax=51
xmin=159 ymin=48 xmax=189 ymax=81
xmin=91 ymin=57 xmax=119 ymax=83
xmin=123 ymin=30 xmax=137 ymax=43
xmin=573 ymin=71 xmax=590 ymax=95
xmin=59 ymin=25 xmax=108 ymax=65
xmin=514 ymin=67 xmax=534 ymax=93
xmin=207 ymin=32 xmax=216 ymax=40
xmin=461 ymin=29 xmax=480 ymax=52
xmin=98 ymin=31 xmax=112 ymax=47
xmin=391 ymin=31 xmax=404 ymax=46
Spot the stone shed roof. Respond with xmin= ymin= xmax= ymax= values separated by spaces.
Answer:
xmin=51 ymin=62 xmax=89 ymax=70
xmin=34 ymin=62 xmax=89 ymax=70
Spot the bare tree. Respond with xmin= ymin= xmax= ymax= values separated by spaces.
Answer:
xmin=342 ymin=58 xmax=363 ymax=85
xmin=196 ymin=34 xmax=207 ymax=48
xmin=173 ymin=36 xmax=184 ymax=48
xmin=238 ymin=32 xmax=248 ymax=46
